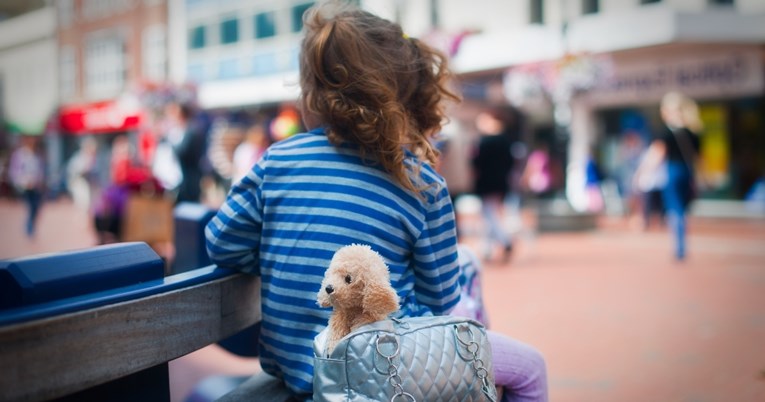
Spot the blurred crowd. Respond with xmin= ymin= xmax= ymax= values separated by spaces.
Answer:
xmin=0 ymin=98 xmax=285 ymax=247
xmin=2 ymin=90 xmax=764 ymax=263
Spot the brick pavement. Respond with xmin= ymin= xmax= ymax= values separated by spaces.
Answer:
xmin=0 ymin=197 xmax=97 ymax=259
xmin=462 ymin=212 xmax=765 ymax=402
xmin=1 ymin=197 xmax=764 ymax=401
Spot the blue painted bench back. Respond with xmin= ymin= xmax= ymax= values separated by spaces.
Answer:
xmin=0 ymin=242 xmax=163 ymax=311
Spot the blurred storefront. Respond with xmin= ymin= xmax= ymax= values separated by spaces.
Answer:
xmin=586 ymin=44 xmax=765 ymax=201
xmin=50 ymin=0 xmax=171 ymax=193
xmin=450 ymin=3 xmax=765 ymax=211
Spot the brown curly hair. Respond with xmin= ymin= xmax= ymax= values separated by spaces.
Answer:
xmin=298 ymin=1 xmax=460 ymax=194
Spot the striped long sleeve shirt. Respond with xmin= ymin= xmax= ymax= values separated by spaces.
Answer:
xmin=205 ymin=127 xmax=462 ymax=396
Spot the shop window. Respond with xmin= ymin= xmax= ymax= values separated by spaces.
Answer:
xmin=582 ymin=0 xmax=599 ymax=14
xmin=288 ymin=45 xmax=300 ymax=70
xmin=221 ymin=17 xmax=239 ymax=45
xmin=190 ymin=26 xmax=206 ymax=49
xmin=82 ymin=0 xmax=134 ymax=20
xmin=58 ymin=0 xmax=74 ymax=28
xmin=530 ymin=0 xmax=544 ymax=24
xmin=254 ymin=11 xmax=277 ymax=39
xmin=84 ymin=32 xmax=126 ymax=99
xmin=143 ymin=25 xmax=166 ymax=81
xmin=218 ymin=58 xmax=240 ymax=79
xmin=59 ymin=46 xmax=77 ymax=100
xmin=252 ymin=52 xmax=279 ymax=76
xmin=292 ymin=2 xmax=314 ymax=33
xmin=187 ymin=63 xmax=205 ymax=83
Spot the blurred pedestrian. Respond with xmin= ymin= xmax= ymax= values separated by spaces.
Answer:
xmin=520 ymin=141 xmax=556 ymax=198
xmin=744 ymin=170 xmax=765 ymax=215
xmin=434 ymin=127 xmax=473 ymax=240
xmin=633 ymin=146 xmax=667 ymax=231
xmin=9 ymin=136 xmax=45 ymax=237
xmin=232 ymin=118 xmax=271 ymax=184
xmin=583 ymin=148 xmax=605 ymax=213
xmin=471 ymin=105 xmax=517 ymax=262
xmin=66 ymin=136 xmax=100 ymax=213
xmin=94 ymin=135 xmax=162 ymax=244
xmin=636 ymin=92 xmax=702 ymax=261
xmin=163 ymin=101 xmax=206 ymax=204
xmin=616 ymin=130 xmax=647 ymax=228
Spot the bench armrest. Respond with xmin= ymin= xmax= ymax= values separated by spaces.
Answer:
xmin=0 ymin=270 xmax=261 ymax=401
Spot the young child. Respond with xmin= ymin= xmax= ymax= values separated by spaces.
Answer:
xmin=205 ymin=2 xmax=547 ymax=400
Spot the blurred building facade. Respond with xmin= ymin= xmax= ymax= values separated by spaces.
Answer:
xmin=49 ymin=0 xmax=171 ymax=192
xmin=0 ymin=2 xmax=57 ymax=138
xmin=183 ymin=0 xmax=315 ymax=110
xmin=0 ymin=1 xmax=58 ymax=193
xmin=167 ymin=0 xmax=764 ymax=208
xmin=56 ymin=0 xmax=169 ymax=104
xmin=2 ymin=0 xmax=762 ymax=211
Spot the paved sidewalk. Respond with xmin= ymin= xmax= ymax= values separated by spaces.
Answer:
xmin=1 ymin=198 xmax=764 ymax=401
xmin=0 ymin=197 xmax=97 ymax=259
xmin=463 ymin=212 xmax=765 ymax=402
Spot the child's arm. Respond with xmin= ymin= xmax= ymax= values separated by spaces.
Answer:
xmin=411 ymin=183 xmax=461 ymax=315
xmin=204 ymin=164 xmax=265 ymax=274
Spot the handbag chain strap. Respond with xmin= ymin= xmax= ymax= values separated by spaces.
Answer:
xmin=454 ymin=324 xmax=498 ymax=402
xmin=374 ymin=323 xmax=497 ymax=402
xmin=375 ymin=334 xmax=415 ymax=402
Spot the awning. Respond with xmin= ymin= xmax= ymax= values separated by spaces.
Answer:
xmin=58 ymin=98 xmax=142 ymax=135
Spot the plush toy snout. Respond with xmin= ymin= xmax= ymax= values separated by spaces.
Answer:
xmin=317 ymin=284 xmax=334 ymax=308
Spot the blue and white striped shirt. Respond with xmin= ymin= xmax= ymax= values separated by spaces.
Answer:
xmin=205 ymin=127 xmax=461 ymax=396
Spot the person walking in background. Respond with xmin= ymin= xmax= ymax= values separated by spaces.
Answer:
xmin=471 ymin=105 xmax=517 ymax=262
xmin=206 ymin=2 xmax=547 ymax=400
xmin=520 ymin=142 xmax=557 ymax=199
xmin=232 ymin=118 xmax=271 ymax=184
xmin=9 ymin=136 xmax=45 ymax=238
xmin=164 ymin=101 xmax=206 ymax=204
xmin=66 ymin=136 xmax=100 ymax=213
xmin=617 ymin=130 xmax=651 ymax=229
xmin=636 ymin=92 xmax=702 ymax=261
xmin=94 ymin=135 xmax=163 ymax=244
xmin=634 ymin=143 xmax=667 ymax=231
xmin=584 ymin=147 xmax=605 ymax=213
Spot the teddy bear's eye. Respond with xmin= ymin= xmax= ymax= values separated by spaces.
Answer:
xmin=344 ymin=274 xmax=352 ymax=284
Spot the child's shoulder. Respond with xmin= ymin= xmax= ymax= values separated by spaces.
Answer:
xmin=269 ymin=129 xmax=330 ymax=150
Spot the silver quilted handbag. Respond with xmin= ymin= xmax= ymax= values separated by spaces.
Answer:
xmin=313 ymin=315 xmax=498 ymax=401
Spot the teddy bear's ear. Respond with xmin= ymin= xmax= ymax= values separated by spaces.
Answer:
xmin=362 ymin=282 xmax=400 ymax=317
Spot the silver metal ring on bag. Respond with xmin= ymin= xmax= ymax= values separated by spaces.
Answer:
xmin=376 ymin=334 xmax=400 ymax=358
xmin=390 ymin=392 xmax=416 ymax=402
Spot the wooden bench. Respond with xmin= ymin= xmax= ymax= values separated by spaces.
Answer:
xmin=0 ymin=242 xmax=261 ymax=401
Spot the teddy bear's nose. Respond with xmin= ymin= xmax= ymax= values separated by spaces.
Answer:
xmin=325 ymin=285 xmax=334 ymax=294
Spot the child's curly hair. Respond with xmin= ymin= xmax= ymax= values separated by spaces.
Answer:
xmin=298 ymin=1 xmax=460 ymax=194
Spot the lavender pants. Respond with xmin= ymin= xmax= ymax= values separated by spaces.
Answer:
xmin=488 ymin=330 xmax=549 ymax=402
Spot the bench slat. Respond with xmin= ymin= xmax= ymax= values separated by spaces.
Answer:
xmin=0 ymin=273 xmax=261 ymax=402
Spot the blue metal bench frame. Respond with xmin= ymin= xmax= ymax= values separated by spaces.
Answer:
xmin=0 ymin=243 xmax=261 ymax=401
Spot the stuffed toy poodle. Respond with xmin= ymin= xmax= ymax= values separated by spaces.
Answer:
xmin=317 ymin=244 xmax=400 ymax=354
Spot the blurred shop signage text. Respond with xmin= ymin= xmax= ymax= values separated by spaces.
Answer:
xmin=59 ymin=99 xmax=142 ymax=134
xmin=582 ymin=47 xmax=763 ymax=105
